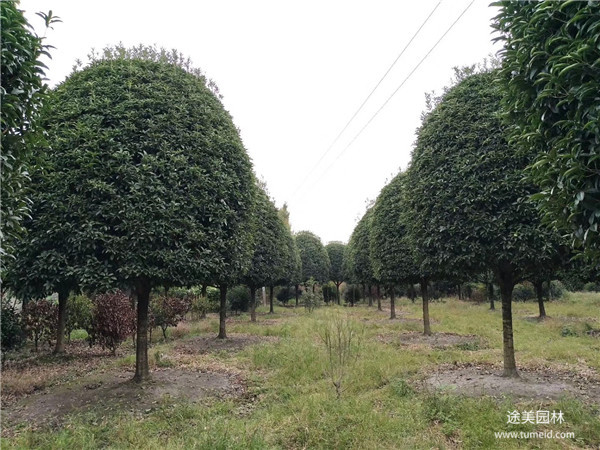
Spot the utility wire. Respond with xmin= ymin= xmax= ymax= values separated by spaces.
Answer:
xmin=290 ymin=0 xmax=443 ymax=199
xmin=308 ymin=0 xmax=475 ymax=189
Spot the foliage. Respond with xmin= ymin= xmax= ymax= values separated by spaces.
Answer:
xmin=302 ymin=289 xmax=323 ymax=312
xmin=12 ymin=46 xmax=255 ymax=378
xmin=343 ymin=284 xmax=362 ymax=304
xmin=276 ymin=286 xmax=296 ymax=304
xmin=345 ymin=209 xmax=375 ymax=285
xmin=1 ymin=298 xmax=24 ymax=351
xmin=0 ymin=4 xmax=58 ymax=259
xmin=227 ymin=285 xmax=251 ymax=313
xmin=512 ymin=282 xmax=536 ymax=302
xmin=405 ymin=70 xmax=560 ymax=284
xmin=243 ymin=186 xmax=290 ymax=290
xmin=322 ymin=282 xmax=337 ymax=303
xmin=296 ymin=231 xmax=330 ymax=284
xmin=370 ymin=172 xmax=420 ymax=285
xmin=325 ymin=242 xmax=346 ymax=285
xmin=65 ymin=294 xmax=93 ymax=340
xmin=150 ymin=295 xmax=190 ymax=339
xmin=23 ymin=299 xmax=57 ymax=351
xmin=493 ymin=1 xmax=600 ymax=256
xmin=89 ymin=291 xmax=136 ymax=355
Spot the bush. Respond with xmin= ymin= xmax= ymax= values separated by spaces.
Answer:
xmin=546 ymin=280 xmax=565 ymax=299
xmin=206 ymin=286 xmax=221 ymax=306
xmin=303 ymin=290 xmax=323 ymax=312
xmin=150 ymin=295 xmax=191 ymax=339
xmin=66 ymin=294 xmax=93 ymax=341
xmin=512 ymin=282 xmax=535 ymax=301
xmin=343 ymin=284 xmax=362 ymax=305
xmin=23 ymin=299 xmax=58 ymax=351
xmin=227 ymin=285 xmax=251 ymax=314
xmin=89 ymin=291 xmax=136 ymax=355
xmin=276 ymin=286 xmax=294 ymax=304
xmin=583 ymin=282 xmax=600 ymax=292
xmin=1 ymin=299 xmax=24 ymax=352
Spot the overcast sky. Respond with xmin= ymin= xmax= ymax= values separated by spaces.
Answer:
xmin=22 ymin=0 xmax=501 ymax=245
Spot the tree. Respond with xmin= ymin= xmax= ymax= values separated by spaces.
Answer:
xmin=345 ymin=209 xmax=377 ymax=308
xmin=404 ymin=70 xmax=560 ymax=377
xmin=493 ymin=1 xmax=600 ymax=257
xmin=295 ymin=231 xmax=330 ymax=292
xmin=370 ymin=173 xmax=425 ymax=328
xmin=243 ymin=186 xmax=289 ymax=320
xmin=15 ymin=46 xmax=254 ymax=381
xmin=0 ymin=4 xmax=58 ymax=260
xmin=325 ymin=242 xmax=346 ymax=305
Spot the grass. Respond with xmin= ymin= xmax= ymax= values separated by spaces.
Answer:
xmin=3 ymin=294 xmax=600 ymax=449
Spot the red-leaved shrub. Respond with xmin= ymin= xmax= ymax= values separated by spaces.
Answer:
xmin=89 ymin=291 xmax=136 ymax=355
xmin=150 ymin=295 xmax=190 ymax=340
xmin=23 ymin=299 xmax=58 ymax=351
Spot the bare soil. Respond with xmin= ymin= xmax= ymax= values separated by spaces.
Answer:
xmin=378 ymin=332 xmax=483 ymax=349
xmin=2 ymin=367 xmax=244 ymax=435
xmin=174 ymin=333 xmax=279 ymax=355
xmin=424 ymin=363 xmax=600 ymax=404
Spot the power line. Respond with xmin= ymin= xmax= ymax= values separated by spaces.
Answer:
xmin=290 ymin=0 xmax=443 ymax=199
xmin=304 ymin=0 xmax=475 ymax=191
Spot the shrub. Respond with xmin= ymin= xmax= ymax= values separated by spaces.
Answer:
xmin=206 ymin=286 xmax=221 ymax=306
xmin=512 ymin=282 xmax=535 ymax=301
xmin=303 ymin=290 xmax=323 ymax=312
xmin=66 ymin=294 xmax=93 ymax=341
xmin=23 ymin=299 xmax=58 ymax=351
xmin=150 ymin=295 xmax=190 ymax=340
xmin=343 ymin=284 xmax=362 ymax=305
xmin=546 ymin=280 xmax=565 ymax=299
xmin=322 ymin=283 xmax=337 ymax=303
xmin=276 ymin=286 xmax=294 ymax=304
xmin=1 ymin=299 xmax=24 ymax=352
xmin=583 ymin=282 xmax=600 ymax=293
xmin=89 ymin=291 xmax=136 ymax=355
xmin=227 ymin=285 xmax=251 ymax=314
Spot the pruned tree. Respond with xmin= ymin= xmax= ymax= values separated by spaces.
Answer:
xmin=404 ymin=70 xmax=561 ymax=377
xmin=345 ymin=209 xmax=378 ymax=308
xmin=325 ymin=242 xmax=346 ymax=305
xmin=14 ymin=46 xmax=254 ymax=381
xmin=370 ymin=173 xmax=426 ymax=328
xmin=493 ymin=1 xmax=600 ymax=258
xmin=296 ymin=231 xmax=330 ymax=293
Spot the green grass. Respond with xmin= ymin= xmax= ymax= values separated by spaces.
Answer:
xmin=3 ymin=294 xmax=600 ymax=449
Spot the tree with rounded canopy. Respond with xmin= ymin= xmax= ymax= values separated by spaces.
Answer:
xmin=281 ymin=232 xmax=303 ymax=306
xmin=345 ymin=208 xmax=378 ymax=308
xmin=11 ymin=46 xmax=254 ymax=381
xmin=243 ymin=185 xmax=290 ymax=319
xmin=370 ymin=172 xmax=426 ymax=327
xmin=295 ymin=231 xmax=330 ymax=291
xmin=325 ymin=241 xmax=346 ymax=305
xmin=493 ymin=1 xmax=600 ymax=258
xmin=404 ymin=69 xmax=561 ymax=377
xmin=0 ymin=4 xmax=58 ymax=260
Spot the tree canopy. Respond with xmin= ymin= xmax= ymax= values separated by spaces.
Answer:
xmin=345 ymin=208 xmax=376 ymax=287
xmin=295 ymin=231 xmax=330 ymax=285
xmin=10 ymin=47 xmax=254 ymax=380
xmin=493 ymin=1 xmax=600 ymax=256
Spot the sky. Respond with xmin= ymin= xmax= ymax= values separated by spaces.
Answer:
xmin=21 ymin=0 xmax=502 ymax=245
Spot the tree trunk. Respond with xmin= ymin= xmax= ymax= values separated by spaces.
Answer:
xmin=457 ymin=284 xmax=462 ymax=300
xmin=134 ymin=280 xmax=151 ymax=382
xmin=269 ymin=285 xmax=274 ymax=314
xmin=376 ymin=285 xmax=382 ymax=311
xmin=250 ymin=286 xmax=257 ymax=322
xmin=488 ymin=281 xmax=495 ymax=310
xmin=295 ymin=284 xmax=299 ymax=307
xmin=312 ymin=283 xmax=316 ymax=293
xmin=54 ymin=289 xmax=69 ymax=354
xmin=201 ymin=284 xmax=207 ymax=297
xmin=498 ymin=271 xmax=518 ymax=377
xmin=421 ymin=279 xmax=431 ymax=336
xmin=409 ymin=284 xmax=416 ymax=303
xmin=336 ymin=283 xmax=341 ymax=305
xmin=367 ymin=284 xmax=373 ymax=307
xmin=217 ymin=285 xmax=228 ymax=339
xmin=534 ymin=280 xmax=546 ymax=319
xmin=389 ymin=286 xmax=396 ymax=319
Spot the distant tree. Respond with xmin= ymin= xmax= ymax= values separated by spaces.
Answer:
xmin=325 ymin=242 xmax=346 ymax=305
xmin=494 ymin=1 xmax=600 ymax=258
xmin=243 ymin=186 xmax=289 ymax=320
xmin=296 ymin=231 xmax=330 ymax=291
xmin=404 ymin=70 xmax=561 ymax=377
xmin=0 ymin=4 xmax=58 ymax=259
xmin=345 ymin=209 xmax=377 ymax=308
xmin=278 ymin=202 xmax=292 ymax=231
xmin=14 ymin=46 xmax=254 ymax=381
xmin=370 ymin=173 xmax=425 ymax=327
